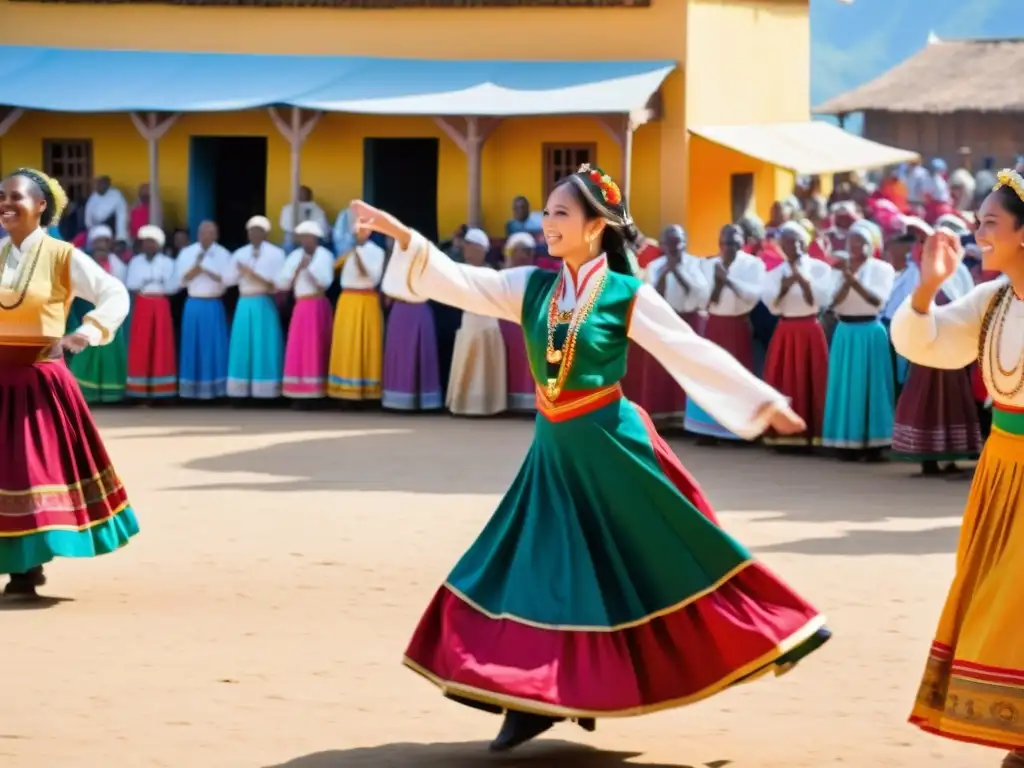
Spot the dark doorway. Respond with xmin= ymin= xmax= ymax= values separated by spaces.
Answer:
xmin=363 ymin=138 xmax=439 ymax=243
xmin=188 ymin=136 xmax=268 ymax=250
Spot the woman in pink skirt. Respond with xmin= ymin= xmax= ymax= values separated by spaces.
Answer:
xmin=277 ymin=221 xmax=335 ymax=401
xmin=500 ymin=232 xmax=540 ymax=412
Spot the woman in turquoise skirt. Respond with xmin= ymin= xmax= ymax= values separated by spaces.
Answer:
xmin=350 ymin=167 xmax=830 ymax=753
xmin=821 ymin=220 xmax=897 ymax=460
xmin=69 ymin=226 xmax=130 ymax=403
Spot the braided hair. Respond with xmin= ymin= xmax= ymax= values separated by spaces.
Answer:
xmin=555 ymin=165 xmax=640 ymax=277
xmin=4 ymin=168 xmax=69 ymax=228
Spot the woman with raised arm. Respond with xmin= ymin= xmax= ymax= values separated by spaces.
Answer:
xmin=350 ymin=166 xmax=831 ymax=753
xmin=892 ymin=169 xmax=1024 ymax=767
xmin=0 ymin=169 xmax=139 ymax=600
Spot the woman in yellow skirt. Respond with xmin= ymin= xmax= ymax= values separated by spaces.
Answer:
xmin=327 ymin=226 xmax=386 ymax=401
xmin=891 ymin=168 xmax=1024 ymax=767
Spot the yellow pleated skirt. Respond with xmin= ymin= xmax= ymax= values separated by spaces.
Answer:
xmin=327 ymin=289 xmax=383 ymax=401
xmin=909 ymin=416 xmax=1024 ymax=751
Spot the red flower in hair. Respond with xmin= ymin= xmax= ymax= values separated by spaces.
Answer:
xmin=581 ymin=165 xmax=623 ymax=207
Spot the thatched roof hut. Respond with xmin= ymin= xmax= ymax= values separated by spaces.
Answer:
xmin=813 ymin=38 xmax=1024 ymax=168
xmin=815 ymin=38 xmax=1024 ymax=115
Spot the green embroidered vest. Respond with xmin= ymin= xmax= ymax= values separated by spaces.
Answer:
xmin=519 ymin=268 xmax=642 ymax=391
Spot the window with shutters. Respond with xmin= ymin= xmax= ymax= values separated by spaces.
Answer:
xmin=42 ymin=139 xmax=94 ymax=204
xmin=542 ymin=143 xmax=596 ymax=200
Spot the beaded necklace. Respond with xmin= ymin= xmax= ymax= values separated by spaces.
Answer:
xmin=544 ymin=269 xmax=607 ymax=401
xmin=0 ymin=239 xmax=45 ymax=312
xmin=977 ymin=284 xmax=1024 ymax=398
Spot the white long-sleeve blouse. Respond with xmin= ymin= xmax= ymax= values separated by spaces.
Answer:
xmin=0 ymin=228 xmax=129 ymax=346
xmin=382 ymin=231 xmax=788 ymax=439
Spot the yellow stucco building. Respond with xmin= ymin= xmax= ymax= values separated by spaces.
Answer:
xmin=0 ymin=0 xmax=913 ymax=253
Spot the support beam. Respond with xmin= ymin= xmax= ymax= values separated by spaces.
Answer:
xmin=594 ymin=92 xmax=661 ymax=205
xmin=131 ymin=112 xmax=179 ymax=230
xmin=269 ymin=106 xmax=322 ymax=239
xmin=434 ymin=116 xmax=501 ymax=228
xmin=0 ymin=108 xmax=24 ymax=138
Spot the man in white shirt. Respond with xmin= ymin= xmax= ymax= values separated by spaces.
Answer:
xmin=280 ymin=186 xmax=329 ymax=251
xmin=83 ymin=176 xmax=130 ymax=245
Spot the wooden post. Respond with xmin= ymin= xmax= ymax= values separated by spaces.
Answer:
xmin=130 ymin=112 xmax=179 ymax=229
xmin=268 ymin=106 xmax=322 ymax=235
xmin=434 ymin=116 xmax=501 ymax=228
xmin=596 ymin=103 xmax=657 ymax=205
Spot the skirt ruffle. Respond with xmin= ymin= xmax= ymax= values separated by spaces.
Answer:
xmin=0 ymin=355 xmax=139 ymax=574
xmin=405 ymin=396 xmax=829 ymax=717
xmin=909 ymin=425 xmax=1024 ymax=749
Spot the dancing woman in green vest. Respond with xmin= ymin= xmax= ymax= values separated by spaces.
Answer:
xmin=350 ymin=166 xmax=831 ymax=753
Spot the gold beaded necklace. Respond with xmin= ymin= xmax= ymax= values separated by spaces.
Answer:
xmin=986 ymin=287 xmax=1024 ymax=398
xmin=544 ymin=269 xmax=607 ymax=401
xmin=0 ymin=239 xmax=45 ymax=312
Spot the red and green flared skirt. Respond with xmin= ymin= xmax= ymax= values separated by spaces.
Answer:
xmin=0 ymin=346 xmax=139 ymax=575
xmin=404 ymin=383 xmax=830 ymax=718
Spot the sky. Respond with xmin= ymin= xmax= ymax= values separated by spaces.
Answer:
xmin=811 ymin=0 xmax=1024 ymax=109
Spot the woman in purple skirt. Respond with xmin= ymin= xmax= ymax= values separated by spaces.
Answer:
xmin=382 ymin=295 xmax=443 ymax=411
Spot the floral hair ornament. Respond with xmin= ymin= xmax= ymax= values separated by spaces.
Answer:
xmin=572 ymin=164 xmax=633 ymax=229
xmin=993 ymin=169 xmax=1024 ymax=203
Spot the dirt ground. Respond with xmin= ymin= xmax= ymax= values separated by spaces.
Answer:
xmin=0 ymin=408 xmax=999 ymax=767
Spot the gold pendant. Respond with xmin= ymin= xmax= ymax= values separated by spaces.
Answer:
xmin=546 ymin=349 xmax=563 ymax=364
xmin=546 ymin=379 xmax=560 ymax=401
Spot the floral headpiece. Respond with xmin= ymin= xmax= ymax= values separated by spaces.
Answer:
xmin=578 ymin=164 xmax=622 ymax=206
xmin=994 ymin=169 xmax=1024 ymax=203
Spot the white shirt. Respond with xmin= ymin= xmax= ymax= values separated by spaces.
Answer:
xmin=906 ymin=166 xmax=932 ymax=204
xmin=696 ymin=252 xmax=765 ymax=316
xmin=829 ymin=258 xmax=896 ymax=317
xmin=279 ymin=201 xmax=329 ymax=234
xmin=224 ymin=242 xmax=286 ymax=296
xmin=276 ymin=247 xmax=335 ymax=298
xmin=339 ymin=241 xmax=386 ymax=290
xmin=0 ymin=228 xmax=129 ymax=346
xmin=381 ymin=231 xmax=789 ymax=440
xmin=91 ymin=254 xmax=127 ymax=285
xmin=760 ymin=256 xmax=832 ymax=317
xmin=645 ymin=254 xmax=710 ymax=315
xmin=83 ymin=188 xmax=130 ymax=242
xmin=126 ymin=253 xmax=178 ymax=296
xmin=176 ymin=242 xmax=231 ymax=298
xmin=892 ymin=280 xmax=1024 ymax=408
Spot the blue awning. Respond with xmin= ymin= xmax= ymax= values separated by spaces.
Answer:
xmin=0 ymin=46 xmax=675 ymax=116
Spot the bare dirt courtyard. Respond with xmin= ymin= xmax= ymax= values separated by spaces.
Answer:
xmin=1 ymin=408 xmax=999 ymax=767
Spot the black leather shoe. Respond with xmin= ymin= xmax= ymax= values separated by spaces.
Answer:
xmin=4 ymin=567 xmax=45 ymax=599
xmin=489 ymin=711 xmax=559 ymax=752
xmin=576 ymin=717 xmax=596 ymax=732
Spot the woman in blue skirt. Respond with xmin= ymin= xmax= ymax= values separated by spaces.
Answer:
xmin=176 ymin=220 xmax=232 ymax=400
xmin=225 ymin=216 xmax=286 ymax=400
xmin=822 ymin=220 xmax=897 ymax=460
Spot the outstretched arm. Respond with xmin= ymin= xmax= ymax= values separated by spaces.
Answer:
xmin=628 ymin=284 xmax=800 ymax=439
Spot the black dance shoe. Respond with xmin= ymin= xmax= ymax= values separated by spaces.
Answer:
xmin=575 ymin=717 xmax=596 ymax=732
xmin=489 ymin=711 xmax=560 ymax=752
xmin=4 ymin=566 xmax=45 ymax=599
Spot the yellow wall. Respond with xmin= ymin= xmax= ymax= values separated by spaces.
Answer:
xmin=683 ymin=0 xmax=809 ymax=253
xmin=2 ymin=110 xmax=664 ymax=238
xmin=0 ymin=0 xmax=812 ymax=247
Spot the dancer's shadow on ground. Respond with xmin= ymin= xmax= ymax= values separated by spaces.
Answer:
xmin=0 ymin=595 xmax=72 ymax=611
xmin=267 ymin=741 xmax=730 ymax=767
